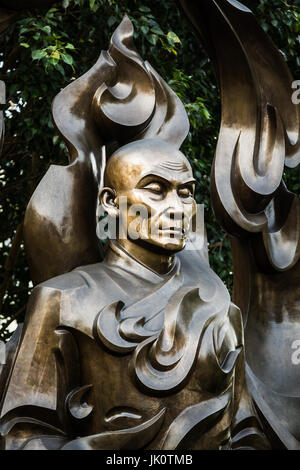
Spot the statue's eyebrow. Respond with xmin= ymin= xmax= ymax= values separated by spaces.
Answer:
xmin=136 ymin=173 xmax=169 ymax=187
xmin=178 ymin=179 xmax=196 ymax=186
xmin=136 ymin=173 xmax=196 ymax=187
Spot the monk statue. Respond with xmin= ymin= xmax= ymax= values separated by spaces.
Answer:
xmin=0 ymin=16 xmax=269 ymax=450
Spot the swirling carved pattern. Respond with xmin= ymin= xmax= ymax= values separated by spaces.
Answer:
xmin=0 ymin=327 xmax=83 ymax=449
xmin=91 ymin=16 xmax=189 ymax=148
xmin=94 ymin=263 xmax=243 ymax=399
xmin=61 ymin=408 xmax=166 ymax=450
xmin=94 ymin=300 xmax=159 ymax=354
xmin=178 ymin=0 xmax=300 ymax=449
xmin=161 ymin=391 xmax=231 ymax=450
xmin=179 ymin=0 xmax=300 ymax=272
xmin=94 ymin=258 xmax=182 ymax=354
xmin=66 ymin=384 xmax=93 ymax=421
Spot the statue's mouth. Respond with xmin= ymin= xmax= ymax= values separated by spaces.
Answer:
xmin=159 ymin=227 xmax=185 ymax=237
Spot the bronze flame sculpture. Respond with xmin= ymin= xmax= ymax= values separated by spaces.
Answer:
xmin=0 ymin=0 xmax=299 ymax=451
xmin=178 ymin=0 xmax=300 ymax=450
xmin=0 ymin=14 xmax=269 ymax=450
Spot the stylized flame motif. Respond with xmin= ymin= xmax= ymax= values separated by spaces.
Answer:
xmin=180 ymin=0 xmax=300 ymax=272
xmin=94 ymin=261 xmax=241 ymax=398
xmin=91 ymin=16 xmax=189 ymax=148
xmin=179 ymin=0 xmax=300 ymax=449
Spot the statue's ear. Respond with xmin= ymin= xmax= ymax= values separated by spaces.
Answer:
xmin=100 ymin=187 xmax=119 ymax=218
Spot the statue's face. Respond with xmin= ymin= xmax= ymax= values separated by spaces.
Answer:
xmin=102 ymin=139 xmax=196 ymax=254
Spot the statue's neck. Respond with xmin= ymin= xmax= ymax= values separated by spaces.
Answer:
xmin=114 ymin=239 xmax=175 ymax=276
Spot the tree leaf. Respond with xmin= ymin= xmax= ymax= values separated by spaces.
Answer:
xmin=61 ymin=53 xmax=73 ymax=65
xmin=55 ymin=63 xmax=65 ymax=75
xmin=31 ymin=49 xmax=47 ymax=60
xmin=108 ymin=16 xmax=117 ymax=27
xmin=139 ymin=6 xmax=151 ymax=12
xmin=151 ymin=26 xmax=164 ymax=35
xmin=147 ymin=34 xmax=158 ymax=45
xmin=50 ymin=50 xmax=60 ymax=60
xmin=141 ymin=25 xmax=149 ymax=35
xmin=42 ymin=26 xmax=51 ymax=35
xmin=167 ymin=31 xmax=181 ymax=44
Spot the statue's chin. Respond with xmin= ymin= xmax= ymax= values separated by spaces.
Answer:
xmin=131 ymin=236 xmax=186 ymax=255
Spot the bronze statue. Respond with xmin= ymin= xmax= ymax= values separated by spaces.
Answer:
xmin=0 ymin=16 xmax=269 ymax=450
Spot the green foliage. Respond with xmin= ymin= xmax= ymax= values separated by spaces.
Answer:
xmin=0 ymin=0 xmax=299 ymax=340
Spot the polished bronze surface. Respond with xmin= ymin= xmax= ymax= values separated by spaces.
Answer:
xmin=178 ymin=0 xmax=300 ymax=449
xmin=0 ymin=16 xmax=268 ymax=450
xmin=101 ymin=139 xmax=196 ymax=274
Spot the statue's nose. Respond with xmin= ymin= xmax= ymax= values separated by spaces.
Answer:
xmin=165 ymin=190 xmax=185 ymax=220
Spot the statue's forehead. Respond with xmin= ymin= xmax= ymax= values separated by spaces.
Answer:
xmin=119 ymin=148 xmax=192 ymax=173
xmin=124 ymin=154 xmax=193 ymax=185
xmin=106 ymin=143 xmax=194 ymax=189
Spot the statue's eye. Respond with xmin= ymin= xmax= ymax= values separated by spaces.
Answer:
xmin=178 ymin=186 xmax=193 ymax=198
xmin=143 ymin=182 xmax=164 ymax=194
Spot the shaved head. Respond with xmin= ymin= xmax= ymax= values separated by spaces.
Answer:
xmin=104 ymin=138 xmax=192 ymax=191
xmin=100 ymin=137 xmax=196 ymax=261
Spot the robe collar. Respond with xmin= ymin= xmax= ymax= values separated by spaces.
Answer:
xmin=105 ymin=240 xmax=178 ymax=285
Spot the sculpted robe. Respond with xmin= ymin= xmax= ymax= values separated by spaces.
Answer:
xmin=0 ymin=242 xmax=268 ymax=450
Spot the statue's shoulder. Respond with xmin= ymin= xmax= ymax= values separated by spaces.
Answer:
xmin=27 ymin=262 xmax=117 ymax=319
xmin=35 ymin=261 xmax=110 ymax=295
xmin=25 ymin=262 xmax=110 ymax=322
xmin=26 ymin=262 xmax=115 ymax=329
